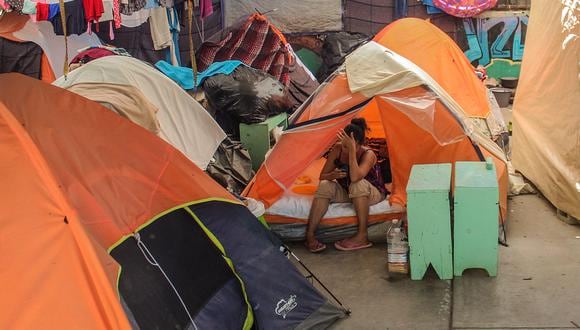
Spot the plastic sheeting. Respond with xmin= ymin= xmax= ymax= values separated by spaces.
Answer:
xmin=53 ymin=56 xmax=226 ymax=170
xmin=317 ymin=32 xmax=368 ymax=82
xmin=224 ymin=0 xmax=342 ymax=33
xmin=379 ymin=93 xmax=465 ymax=146
xmin=203 ymin=65 xmax=292 ymax=135
xmin=206 ymin=137 xmax=254 ymax=195
xmin=512 ymin=0 xmax=580 ymax=219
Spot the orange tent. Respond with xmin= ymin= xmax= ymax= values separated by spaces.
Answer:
xmin=376 ymin=19 xmax=508 ymax=144
xmin=375 ymin=18 xmax=491 ymax=119
xmin=0 ymin=73 xmax=347 ymax=329
xmin=245 ymin=22 xmax=508 ymax=233
xmin=0 ymin=88 xmax=129 ymax=329
xmin=0 ymin=73 xmax=253 ymax=329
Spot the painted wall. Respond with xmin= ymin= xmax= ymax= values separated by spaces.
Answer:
xmin=461 ymin=14 xmax=529 ymax=79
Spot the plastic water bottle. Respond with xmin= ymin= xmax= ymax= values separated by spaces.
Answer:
xmin=387 ymin=220 xmax=409 ymax=275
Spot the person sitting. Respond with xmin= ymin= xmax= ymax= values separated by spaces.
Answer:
xmin=305 ymin=118 xmax=387 ymax=253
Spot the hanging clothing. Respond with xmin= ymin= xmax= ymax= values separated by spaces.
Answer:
xmin=48 ymin=3 xmax=60 ymax=19
xmin=36 ymin=2 xmax=49 ymax=20
xmin=120 ymin=0 xmax=146 ymax=15
xmin=149 ymin=6 xmax=171 ymax=50
xmin=144 ymin=0 xmax=157 ymax=9
xmin=199 ymin=0 xmax=211 ymax=19
xmin=113 ymin=0 xmax=121 ymax=27
xmin=37 ymin=3 xmax=60 ymax=20
xmin=120 ymin=8 xmax=150 ymax=27
xmin=4 ymin=0 xmax=23 ymax=12
xmin=165 ymin=6 xmax=180 ymax=66
xmin=96 ymin=19 xmax=165 ymax=63
xmin=157 ymin=0 xmax=172 ymax=8
xmin=99 ymin=0 xmax=114 ymax=21
xmin=50 ymin=0 xmax=87 ymax=36
xmin=82 ymin=0 xmax=105 ymax=24
xmin=21 ymin=0 xmax=36 ymax=14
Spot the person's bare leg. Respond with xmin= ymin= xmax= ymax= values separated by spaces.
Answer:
xmin=306 ymin=197 xmax=330 ymax=248
xmin=349 ymin=195 xmax=370 ymax=244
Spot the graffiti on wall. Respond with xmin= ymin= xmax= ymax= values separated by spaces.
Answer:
xmin=463 ymin=15 xmax=528 ymax=78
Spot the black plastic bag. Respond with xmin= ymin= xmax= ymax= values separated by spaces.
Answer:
xmin=206 ymin=137 xmax=255 ymax=195
xmin=203 ymin=66 xmax=292 ymax=136
xmin=317 ymin=32 xmax=369 ymax=82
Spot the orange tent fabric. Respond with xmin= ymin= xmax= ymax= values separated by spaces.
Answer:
xmin=0 ymin=81 xmax=129 ymax=329
xmin=245 ymin=36 xmax=507 ymax=222
xmin=375 ymin=18 xmax=491 ymax=119
xmin=0 ymin=73 xmax=235 ymax=327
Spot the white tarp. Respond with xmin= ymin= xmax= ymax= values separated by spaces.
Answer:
xmin=512 ymin=0 xmax=580 ymax=219
xmin=54 ymin=56 xmax=226 ymax=170
xmin=224 ymin=0 xmax=342 ymax=33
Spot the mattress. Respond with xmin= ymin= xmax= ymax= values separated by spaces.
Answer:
xmin=265 ymin=157 xmax=402 ymax=225
xmin=265 ymin=193 xmax=402 ymax=241
xmin=267 ymin=194 xmax=395 ymax=220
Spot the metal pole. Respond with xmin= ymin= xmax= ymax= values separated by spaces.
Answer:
xmin=281 ymin=245 xmax=351 ymax=314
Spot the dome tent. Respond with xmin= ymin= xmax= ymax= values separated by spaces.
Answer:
xmin=0 ymin=73 xmax=347 ymax=329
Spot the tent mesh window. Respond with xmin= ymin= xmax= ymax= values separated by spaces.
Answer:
xmin=110 ymin=207 xmax=248 ymax=329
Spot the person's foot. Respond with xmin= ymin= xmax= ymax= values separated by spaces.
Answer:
xmin=305 ymin=238 xmax=327 ymax=253
xmin=334 ymin=236 xmax=372 ymax=251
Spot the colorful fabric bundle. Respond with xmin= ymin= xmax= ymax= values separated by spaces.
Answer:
xmin=197 ymin=13 xmax=292 ymax=86
xmin=433 ymin=0 xmax=498 ymax=18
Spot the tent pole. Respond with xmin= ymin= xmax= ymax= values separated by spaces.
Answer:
xmin=281 ymin=245 xmax=351 ymax=315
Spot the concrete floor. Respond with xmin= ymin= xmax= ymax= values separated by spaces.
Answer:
xmin=290 ymin=194 xmax=580 ymax=329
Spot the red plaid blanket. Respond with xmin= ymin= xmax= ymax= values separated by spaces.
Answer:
xmin=197 ymin=14 xmax=292 ymax=86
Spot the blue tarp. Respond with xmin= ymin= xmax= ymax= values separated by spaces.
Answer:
xmin=422 ymin=0 xmax=444 ymax=14
xmin=155 ymin=60 xmax=246 ymax=90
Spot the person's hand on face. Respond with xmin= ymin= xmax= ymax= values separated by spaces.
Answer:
xmin=337 ymin=130 xmax=357 ymax=154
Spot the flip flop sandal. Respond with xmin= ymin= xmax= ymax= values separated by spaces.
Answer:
xmin=334 ymin=240 xmax=373 ymax=251
xmin=305 ymin=240 xmax=327 ymax=253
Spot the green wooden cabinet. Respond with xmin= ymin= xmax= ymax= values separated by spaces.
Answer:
xmin=453 ymin=160 xmax=499 ymax=277
xmin=406 ymin=164 xmax=453 ymax=280
xmin=239 ymin=112 xmax=288 ymax=171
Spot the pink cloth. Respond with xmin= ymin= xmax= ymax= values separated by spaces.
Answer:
xmin=433 ymin=0 xmax=497 ymax=18
xmin=113 ymin=0 xmax=121 ymax=28
xmin=199 ymin=0 xmax=212 ymax=19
